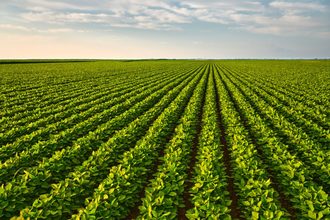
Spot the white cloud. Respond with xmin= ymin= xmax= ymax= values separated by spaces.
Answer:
xmin=235 ymin=12 xmax=324 ymax=36
xmin=22 ymin=12 xmax=111 ymax=24
xmin=0 ymin=24 xmax=31 ymax=31
xmin=41 ymin=28 xmax=87 ymax=33
xmin=0 ymin=23 xmax=86 ymax=34
xmin=270 ymin=1 xmax=326 ymax=13
xmin=1 ymin=0 xmax=329 ymax=36
xmin=19 ymin=0 xmax=92 ymax=11
xmin=174 ymin=1 xmax=328 ymax=36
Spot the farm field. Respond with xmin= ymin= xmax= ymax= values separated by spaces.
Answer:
xmin=0 ymin=60 xmax=329 ymax=219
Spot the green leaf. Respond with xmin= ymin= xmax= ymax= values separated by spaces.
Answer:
xmin=252 ymin=211 xmax=259 ymax=220
xmin=169 ymin=192 xmax=177 ymax=197
xmin=308 ymin=210 xmax=317 ymax=219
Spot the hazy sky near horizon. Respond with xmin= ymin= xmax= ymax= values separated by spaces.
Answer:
xmin=0 ymin=0 xmax=329 ymax=59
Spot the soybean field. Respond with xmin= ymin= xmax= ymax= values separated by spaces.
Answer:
xmin=0 ymin=60 xmax=329 ymax=220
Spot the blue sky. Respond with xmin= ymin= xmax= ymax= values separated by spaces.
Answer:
xmin=0 ymin=0 xmax=329 ymax=59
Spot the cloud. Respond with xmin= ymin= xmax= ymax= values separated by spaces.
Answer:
xmin=237 ymin=13 xmax=325 ymax=36
xmin=0 ymin=24 xmax=31 ymax=31
xmin=1 ymin=0 xmax=329 ymax=36
xmin=41 ymin=28 xmax=87 ymax=33
xmin=22 ymin=12 xmax=111 ymax=24
xmin=19 ymin=1 xmax=191 ymax=30
xmin=17 ymin=0 xmax=93 ymax=11
xmin=177 ymin=0 xmax=329 ymax=36
xmin=0 ymin=23 xmax=86 ymax=34
xmin=269 ymin=1 xmax=326 ymax=13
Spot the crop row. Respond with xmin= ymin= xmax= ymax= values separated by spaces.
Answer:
xmin=1 ymin=60 xmax=328 ymax=219
xmin=15 ymin=64 xmax=205 ymax=219
xmin=216 ymin=64 xmax=329 ymax=219
xmin=0 ymin=65 xmax=193 ymax=159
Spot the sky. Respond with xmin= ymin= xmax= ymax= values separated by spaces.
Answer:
xmin=0 ymin=0 xmax=329 ymax=59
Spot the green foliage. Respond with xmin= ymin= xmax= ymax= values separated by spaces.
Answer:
xmin=0 ymin=60 xmax=329 ymax=219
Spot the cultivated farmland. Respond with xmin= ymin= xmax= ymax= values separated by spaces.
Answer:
xmin=0 ymin=60 xmax=329 ymax=219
